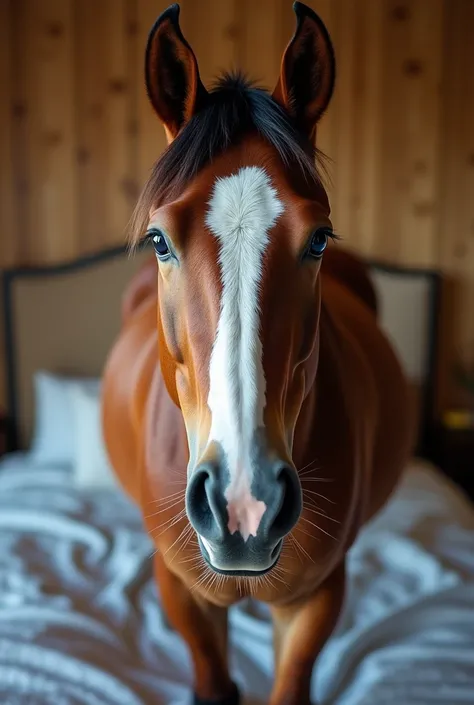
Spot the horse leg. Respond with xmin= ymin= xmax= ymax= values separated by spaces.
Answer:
xmin=269 ymin=562 xmax=346 ymax=705
xmin=154 ymin=553 xmax=240 ymax=705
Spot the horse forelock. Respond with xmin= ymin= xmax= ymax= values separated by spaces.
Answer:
xmin=128 ymin=71 xmax=327 ymax=250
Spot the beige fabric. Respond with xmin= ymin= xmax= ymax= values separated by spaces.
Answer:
xmin=9 ymin=248 xmax=150 ymax=447
xmin=369 ymin=268 xmax=434 ymax=384
xmin=368 ymin=266 xmax=436 ymax=448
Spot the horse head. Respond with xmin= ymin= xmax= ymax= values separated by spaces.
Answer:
xmin=130 ymin=2 xmax=336 ymax=576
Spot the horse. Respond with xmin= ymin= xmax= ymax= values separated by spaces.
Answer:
xmin=102 ymin=3 xmax=414 ymax=704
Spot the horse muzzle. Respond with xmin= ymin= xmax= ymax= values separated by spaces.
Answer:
xmin=185 ymin=457 xmax=302 ymax=575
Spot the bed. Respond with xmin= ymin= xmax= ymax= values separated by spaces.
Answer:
xmin=1 ymin=246 xmax=473 ymax=705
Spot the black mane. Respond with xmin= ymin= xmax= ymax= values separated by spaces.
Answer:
xmin=130 ymin=72 xmax=326 ymax=244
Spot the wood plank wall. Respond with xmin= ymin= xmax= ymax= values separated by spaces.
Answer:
xmin=1 ymin=0 xmax=474 ymax=406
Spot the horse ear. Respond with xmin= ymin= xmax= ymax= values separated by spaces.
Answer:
xmin=272 ymin=2 xmax=335 ymax=140
xmin=145 ymin=3 xmax=208 ymax=142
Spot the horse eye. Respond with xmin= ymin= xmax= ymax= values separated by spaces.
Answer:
xmin=308 ymin=228 xmax=330 ymax=259
xmin=148 ymin=229 xmax=171 ymax=260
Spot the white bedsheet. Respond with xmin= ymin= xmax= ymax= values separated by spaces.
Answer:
xmin=0 ymin=453 xmax=473 ymax=705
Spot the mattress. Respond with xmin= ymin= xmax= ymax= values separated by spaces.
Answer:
xmin=0 ymin=453 xmax=473 ymax=705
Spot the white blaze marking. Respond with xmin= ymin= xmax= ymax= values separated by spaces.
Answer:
xmin=205 ymin=167 xmax=284 ymax=541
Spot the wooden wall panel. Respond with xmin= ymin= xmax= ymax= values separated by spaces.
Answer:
xmin=75 ymin=0 xmax=137 ymax=251
xmin=182 ymin=0 xmax=237 ymax=87
xmin=0 ymin=1 xmax=17 ymax=268
xmin=102 ymin=0 xmax=137 ymax=245
xmin=321 ymin=0 xmax=357 ymax=240
xmin=1 ymin=0 xmax=474 ymax=404
xmin=135 ymin=0 xmax=169 ymax=190
xmin=398 ymin=0 xmax=444 ymax=268
xmin=0 ymin=1 xmax=14 ymax=408
xmin=374 ymin=2 xmax=414 ymax=265
xmin=16 ymin=0 xmax=78 ymax=264
xmin=240 ymin=0 xmax=283 ymax=89
xmin=279 ymin=1 xmax=335 ymax=182
xmin=9 ymin=0 xmax=38 ymax=266
xmin=438 ymin=0 xmax=474 ymax=373
xmin=348 ymin=0 xmax=385 ymax=257
xmin=75 ymin=1 xmax=108 ymax=253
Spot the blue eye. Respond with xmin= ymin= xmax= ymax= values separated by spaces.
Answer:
xmin=308 ymin=228 xmax=331 ymax=259
xmin=147 ymin=228 xmax=171 ymax=260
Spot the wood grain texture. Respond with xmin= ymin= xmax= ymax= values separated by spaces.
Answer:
xmin=19 ymin=0 xmax=78 ymax=264
xmin=1 ymin=0 xmax=474 ymax=405
xmin=438 ymin=0 xmax=474 ymax=375
xmin=324 ymin=0 xmax=357 ymax=240
xmin=102 ymin=0 xmax=137 ymax=245
xmin=0 ymin=0 xmax=14 ymax=408
xmin=0 ymin=1 xmax=17 ymax=267
xmin=181 ymin=0 xmax=237 ymax=87
xmin=135 ymin=0 xmax=169 ymax=192
xmin=398 ymin=0 xmax=444 ymax=268
xmin=240 ymin=0 xmax=282 ymax=90
xmin=75 ymin=0 xmax=108 ymax=252
xmin=354 ymin=0 xmax=384 ymax=257
xmin=9 ymin=0 xmax=39 ymax=266
xmin=300 ymin=1 xmax=335 ymax=187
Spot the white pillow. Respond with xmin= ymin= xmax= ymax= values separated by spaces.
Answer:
xmin=30 ymin=371 xmax=100 ymax=465
xmin=68 ymin=381 xmax=120 ymax=490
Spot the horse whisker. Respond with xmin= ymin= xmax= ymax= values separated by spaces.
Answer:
xmin=152 ymin=508 xmax=187 ymax=536
xmin=180 ymin=526 xmax=196 ymax=553
xmin=179 ymin=554 xmax=203 ymax=565
xmin=146 ymin=489 xmax=185 ymax=505
xmin=164 ymin=522 xmax=194 ymax=562
xmin=300 ymin=477 xmax=335 ymax=483
xmin=289 ymin=532 xmax=315 ymax=564
xmin=201 ymin=570 xmax=217 ymax=595
xmin=303 ymin=503 xmax=340 ymax=524
xmin=298 ymin=469 xmax=322 ymax=479
xmin=286 ymin=534 xmax=305 ymax=563
xmin=207 ymin=569 xmax=222 ymax=595
xmin=270 ymin=569 xmax=290 ymax=589
xmin=302 ymin=488 xmax=336 ymax=504
xmin=144 ymin=496 xmax=185 ymax=518
xmin=262 ymin=573 xmax=277 ymax=592
xmin=298 ymin=457 xmax=320 ymax=473
xmin=191 ymin=565 xmax=213 ymax=593
xmin=300 ymin=516 xmax=338 ymax=540
xmin=216 ymin=574 xmax=228 ymax=593
xmin=303 ymin=494 xmax=325 ymax=510
xmin=294 ymin=525 xmax=322 ymax=541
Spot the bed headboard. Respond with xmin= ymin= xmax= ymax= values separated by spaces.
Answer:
xmin=1 ymin=245 xmax=150 ymax=450
xmin=1 ymin=246 xmax=441 ymax=458
xmin=367 ymin=261 xmax=441 ymax=459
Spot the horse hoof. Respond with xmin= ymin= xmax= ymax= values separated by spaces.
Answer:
xmin=193 ymin=682 xmax=240 ymax=705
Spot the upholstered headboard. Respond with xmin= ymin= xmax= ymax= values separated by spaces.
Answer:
xmin=1 ymin=246 xmax=440 ymax=457
xmin=1 ymin=245 xmax=150 ymax=450
xmin=367 ymin=262 xmax=441 ymax=458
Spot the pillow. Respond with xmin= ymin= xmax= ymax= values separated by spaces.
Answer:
xmin=68 ymin=381 xmax=120 ymax=490
xmin=30 ymin=371 xmax=100 ymax=465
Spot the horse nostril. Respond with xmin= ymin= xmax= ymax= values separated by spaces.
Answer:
xmin=270 ymin=542 xmax=281 ymax=560
xmin=269 ymin=465 xmax=302 ymax=539
xmin=187 ymin=468 xmax=210 ymax=522
xmin=185 ymin=466 xmax=226 ymax=541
